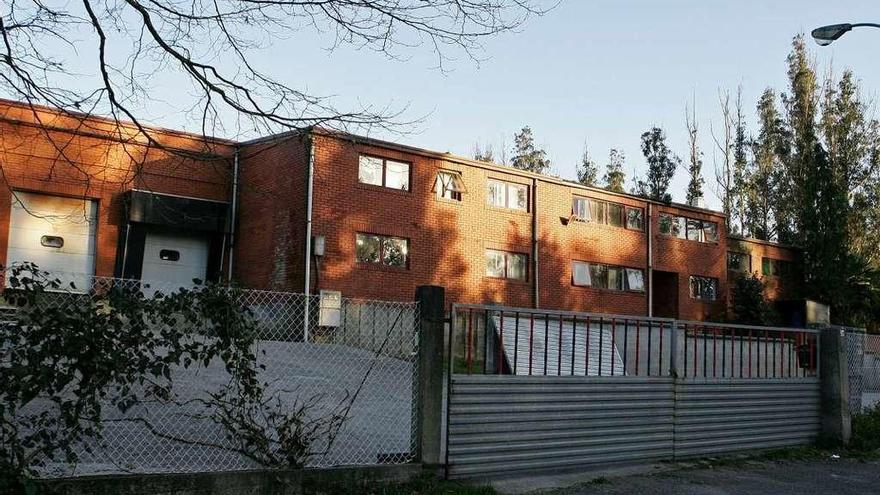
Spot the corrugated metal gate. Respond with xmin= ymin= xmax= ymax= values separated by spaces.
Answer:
xmin=446 ymin=305 xmax=821 ymax=479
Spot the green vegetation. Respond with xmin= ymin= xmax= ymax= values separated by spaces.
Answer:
xmin=851 ymin=406 xmax=880 ymax=454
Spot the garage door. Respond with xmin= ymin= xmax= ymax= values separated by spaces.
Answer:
xmin=140 ymin=231 xmax=209 ymax=291
xmin=7 ymin=192 xmax=97 ymax=292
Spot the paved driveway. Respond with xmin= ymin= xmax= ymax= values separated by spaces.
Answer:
xmin=534 ymin=459 xmax=880 ymax=495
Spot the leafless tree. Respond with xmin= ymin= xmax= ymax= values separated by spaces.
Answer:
xmin=0 ymin=0 xmax=551 ymax=192
xmin=711 ymin=88 xmax=734 ymax=223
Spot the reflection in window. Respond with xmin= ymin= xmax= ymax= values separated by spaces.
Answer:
xmin=571 ymin=261 xmax=645 ymax=292
xmin=728 ymin=252 xmax=751 ymax=273
xmin=485 ymin=250 xmax=527 ymax=281
xmin=358 ymin=155 xmax=410 ymax=190
xmin=572 ymin=197 xmax=643 ymax=231
xmin=689 ymin=275 xmax=718 ymax=301
xmin=40 ymin=235 xmax=64 ymax=248
xmin=356 ymin=233 xmax=408 ymax=268
xmin=487 ymin=179 xmax=528 ymax=211
xmin=660 ymin=213 xmax=717 ymax=243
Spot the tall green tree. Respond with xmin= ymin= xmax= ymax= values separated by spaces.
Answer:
xmin=747 ymin=88 xmax=788 ymax=240
xmin=779 ymin=34 xmax=819 ymax=245
xmin=511 ymin=126 xmax=551 ymax=174
xmin=636 ymin=127 xmax=679 ymax=202
xmin=603 ymin=149 xmax=627 ymax=193
xmin=576 ymin=141 xmax=599 ymax=187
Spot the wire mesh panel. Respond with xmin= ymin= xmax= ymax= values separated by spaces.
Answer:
xmin=846 ymin=328 xmax=880 ymax=415
xmin=1 ymin=274 xmax=419 ymax=477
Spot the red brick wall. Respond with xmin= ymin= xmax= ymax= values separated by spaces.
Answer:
xmin=303 ymin=133 xmax=738 ymax=320
xmin=234 ymin=133 xmax=310 ymax=291
xmin=537 ymin=181 xmax=649 ymax=316
xmin=0 ymin=101 xmax=233 ymax=277
xmin=728 ymin=237 xmax=801 ymax=301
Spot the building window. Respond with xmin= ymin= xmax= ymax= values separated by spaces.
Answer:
xmin=434 ymin=171 xmax=465 ymax=201
xmin=571 ymin=261 xmax=645 ymax=292
xmin=660 ymin=214 xmax=718 ymax=243
xmin=356 ymin=233 xmax=409 ymax=268
xmin=626 ymin=207 xmax=644 ymax=231
xmin=487 ymin=179 xmax=528 ymax=211
xmin=728 ymin=252 xmax=751 ymax=273
xmin=358 ymin=155 xmax=410 ymax=191
xmin=40 ymin=235 xmax=64 ymax=248
xmin=485 ymin=250 xmax=527 ymax=281
xmin=572 ymin=196 xmax=644 ymax=231
xmin=762 ymin=257 xmax=791 ymax=277
xmin=689 ymin=275 xmax=718 ymax=301
xmin=159 ymin=249 xmax=180 ymax=261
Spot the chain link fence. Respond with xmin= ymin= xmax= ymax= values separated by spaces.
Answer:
xmin=1 ymin=274 xmax=419 ymax=477
xmin=845 ymin=328 xmax=880 ymax=416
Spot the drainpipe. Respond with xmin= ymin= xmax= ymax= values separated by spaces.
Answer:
xmin=303 ymin=136 xmax=316 ymax=343
xmin=647 ymin=203 xmax=654 ymax=317
xmin=532 ymin=178 xmax=539 ymax=309
xmin=227 ymin=146 xmax=240 ymax=283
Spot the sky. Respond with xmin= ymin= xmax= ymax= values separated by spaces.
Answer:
xmin=13 ymin=1 xmax=880 ymax=210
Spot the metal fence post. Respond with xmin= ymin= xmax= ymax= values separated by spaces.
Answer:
xmin=819 ymin=326 xmax=852 ymax=446
xmin=415 ymin=285 xmax=445 ymax=468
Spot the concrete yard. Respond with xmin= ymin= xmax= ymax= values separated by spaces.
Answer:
xmin=38 ymin=341 xmax=415 ymax=477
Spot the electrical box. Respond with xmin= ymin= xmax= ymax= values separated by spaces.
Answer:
xmin=313 ymin=235 xmax=326 ymax=257
xmin=318 ymin=289 xmax=341 ymax=327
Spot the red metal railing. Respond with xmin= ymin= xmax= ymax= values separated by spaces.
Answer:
xmin=678 ymin=322 xmax=819 ymax=379
xmin=451 ymin=304 xmax=673 ymax=377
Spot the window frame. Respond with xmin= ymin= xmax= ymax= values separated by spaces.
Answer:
xmin=434 ymin=170 xmax=465 ymax=202
xmin=357 ymin=154 xmax=412 ymax=191
xmin=572 ymin=196 xmax=644 ymax=231
xmin=727 ymin=251 xmax=751 ymax=273
xmin=485 ymin=249 xmax=528 ymax=281
xmin=487 ymin=179 xmax=529 ymax=211
xmin=571 ymin=260 xmax=646 ymax=292
xmin=356 ymin=232 xmax=410 ymax=269
xmin=659 ymin=213 xmax=719 ymax=244
xmin=762 ymin=257 xmax=791 ymax=277
xmin=689 ymin=275 xmax=719 ymax=301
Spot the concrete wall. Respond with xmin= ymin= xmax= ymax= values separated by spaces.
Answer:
xmin=27 ymin=464 xmax=421 ymax=495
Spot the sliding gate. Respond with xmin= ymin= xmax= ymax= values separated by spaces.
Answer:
xmin=445 ymin=304 xmax=820 ymax=479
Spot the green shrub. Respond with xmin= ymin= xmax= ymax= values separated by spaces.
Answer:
xmin=851 ymin=405 xmax=880 ymax=452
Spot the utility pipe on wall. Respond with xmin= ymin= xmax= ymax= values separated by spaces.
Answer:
xmin=303 ymin=136 xmax=316 ymax=342
xmin=532 ymin=177 xmax=539 ymax=309
xmin=647 ymin=203 xmax=654 ymax=317
xmin=227 ymin=146 xmax=240 ymax=282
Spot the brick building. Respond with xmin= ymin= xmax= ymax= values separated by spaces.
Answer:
xmin=0 ymin=100 xmax=800 ymax=320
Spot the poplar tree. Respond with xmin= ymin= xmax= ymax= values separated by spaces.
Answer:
xmin=685 ymin=103 xmax=705 ymax=206
xmin=603 ymin=149 xmax=627 ymax=193
xmin=636 ymin=127 xmax=679 ymax=203
xmin=511 ymin=126 xmax=551 ymax=174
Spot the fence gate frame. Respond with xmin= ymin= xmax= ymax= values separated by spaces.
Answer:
xmin=444 ymin=303 xmax=822 ymax=479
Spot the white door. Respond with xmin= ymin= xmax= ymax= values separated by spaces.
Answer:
xmin=140 ymin=231 xmax=209 ymax=292
xmin=7 ymin=192 xmax=97 ymax=291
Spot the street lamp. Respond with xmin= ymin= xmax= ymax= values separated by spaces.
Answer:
xmin=811 ymin=23 xmax=880 ymax=46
